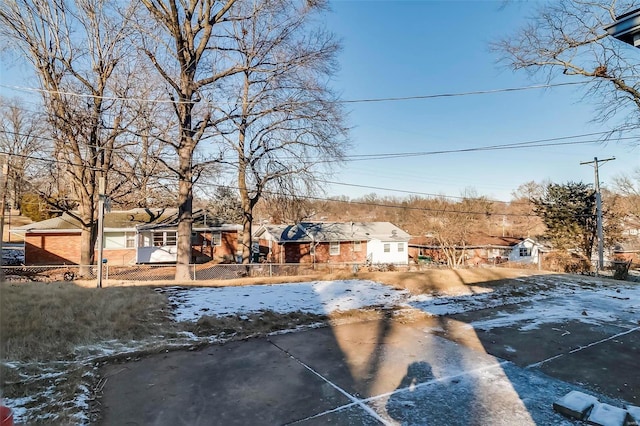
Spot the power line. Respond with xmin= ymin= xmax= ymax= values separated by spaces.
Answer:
xmin=340 ymin=81 xmax=591 ymax=103
xmin=0 ymin=128 xmax=629 ymax=161
xmin=0 ymin=80 xmax=594 ymax=105
xmin=316 ymin=179 xmax=534 ymax=205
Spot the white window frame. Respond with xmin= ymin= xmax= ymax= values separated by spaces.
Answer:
xmin=153 ymin=231 xmax=177 ymax=246
xmin=329 ymin=241 xmax=340 ymax=256
xmin=397 ymin=242 xmax=404 ymax=253
xmin=353 ymin=241 xmax=362 ymax=252
xmin=125 ymin=232 xmax=136 ymax=248
xmin=383 ymin=243 xmax=391 ymax=253
xmin=519 ymin=247 xmax=531 ymax=257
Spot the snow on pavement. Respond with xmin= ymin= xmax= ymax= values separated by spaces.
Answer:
xmin=167 ymin=280 xmax=411 ymax=322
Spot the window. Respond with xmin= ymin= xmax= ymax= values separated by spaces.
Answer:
xmin=165 ymin=232 xmax=177 ymax=246
xmin=519 ymin=247 xmax=531 ymax=257
xmin=397 ymin=243 xmax=404 ymax=253
xmin=329 ymin=241 xmax=340 ymax=255
xmin=153 ymin=232 xmax=164 ymax=246
xmin=384 ymin=243 xmax=391 ymax=253
xmin=125 ymin=232 xmax=136 ymax=248
xmin=353 ymin=241 xmax=362 ymax=252
xmin=211 ymin=232 xmax=222 ymax=246
xmin=153 ymin=231 xmax=177 ymax=246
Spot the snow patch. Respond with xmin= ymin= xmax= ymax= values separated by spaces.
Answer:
xmin=168 ymin=280 xmax=411 ymax=322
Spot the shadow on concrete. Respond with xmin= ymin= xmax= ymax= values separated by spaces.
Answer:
xmin=96 ymin=273 xmax=638 ymax=425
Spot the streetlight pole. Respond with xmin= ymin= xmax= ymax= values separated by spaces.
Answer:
xmin=580 ymin=156 xmax=615 ymax=273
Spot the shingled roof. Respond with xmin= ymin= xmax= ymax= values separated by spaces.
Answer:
xmin=255 ymin=222 xmax=411 ymax=243
xmin=14 ymin=208 xmax=240 ymax=233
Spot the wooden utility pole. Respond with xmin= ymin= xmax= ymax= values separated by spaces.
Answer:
xmin=580 ymin=156 xmax=615 ymax=273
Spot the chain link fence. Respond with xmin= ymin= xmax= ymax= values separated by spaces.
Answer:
xmin=1 ymin=262 xmax=415 ymax=282
xmin=2 ymin=265 xmax=96 ymax=282
xmin=7 ymin=259 xmax=629 ymax=284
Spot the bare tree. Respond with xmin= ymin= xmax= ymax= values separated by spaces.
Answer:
xmin=0 ymin=97 xmax=46 ymax=209
xmin=137 ymin=0 xmax=240 ymax=280
xmin=429 ymin=191 xmax=494 ymax=268
xmin=216 ymin=0 xmax=349 ymax=263
xmin=612 ymin=167 xmax=640 ymax=233
xmin=107 ymin=75 xmax=178 ymax=209
xmin=507 ymin=181 xmax=546 ymax=238
xmin=0 ymin=0 xmax=138 ymax=275
xmin=495 ymin=0 xmax=640 ymax=138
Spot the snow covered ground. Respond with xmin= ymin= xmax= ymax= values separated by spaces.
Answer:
xmin=166 ymin=280 xmax=411 ymax=321
xmin=165 ymin=275 xmax=640 ymax=332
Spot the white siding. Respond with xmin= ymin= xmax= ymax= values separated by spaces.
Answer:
xmin=509 ymin=239 xmax=540 ymax=264
xmin=104 ymin=232 xmax=126 ymax=249
xmin=367 ymin=239 xmax=409 ymax=264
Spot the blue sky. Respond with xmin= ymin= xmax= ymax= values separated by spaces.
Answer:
xmin=0 ymin=0 xmax=637 ymax=203
xmin=322 ymin=0 xmax=639 ymax=201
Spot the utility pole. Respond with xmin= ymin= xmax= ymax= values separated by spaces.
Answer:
xmin=96 ymin=177 xmax=105 ymax=288
xmin=580 ymin=156 xmax=615 ymax=273
xmin=0 ymin=154 xmax=8 ymax=282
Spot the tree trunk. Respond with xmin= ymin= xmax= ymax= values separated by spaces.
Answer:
xmin=175 ymin=146 xmax=193 ymax=281
xmin=242 ymin=212 xmax=252 ymax=264
xmin=78 ymin=223 xmax=97 ymax=277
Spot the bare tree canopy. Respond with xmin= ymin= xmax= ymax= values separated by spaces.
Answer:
xmin=0 ymin=97 xmax=46 ymax=210
xmin=495 ymin=0 xmax=640 ymax=138
xmin=214 ymin=0 xmax=350 ymax=263
xmin=137 ymin=0 xmax=240 ymax=280
xmin=0 ymin=0 xmax=139 ymax=275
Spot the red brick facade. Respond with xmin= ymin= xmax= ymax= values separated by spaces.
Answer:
xmin=24 ymin=230 xmax=240 ymax=266
xmin=260 ymin=240 xmax=368 ymax=264
xmin=192 ymin=231 xmax=239 ymax=263
xmin=25 ymin=233 xmax=81 ymax=265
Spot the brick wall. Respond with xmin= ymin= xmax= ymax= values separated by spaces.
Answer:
xmin=102 ymin=249 xmax=136 ymax=266
xmin=260 ymin=240 xmax=368 ymax=264
xmin=25 ymin=233 xmax=81 ymax=265
xmin=313 ymin=241 xmax=367 ymax=263
xmin=25 ymin=230 xmax=241 ymax=266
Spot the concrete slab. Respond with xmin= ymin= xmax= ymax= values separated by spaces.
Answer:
xmin=97 ymin=339 xmax=352 ymax=426
xmin=438 ymin=288 xmax=640 ymax=404
xmin=96 ymin=280 xmax=640 ymax=425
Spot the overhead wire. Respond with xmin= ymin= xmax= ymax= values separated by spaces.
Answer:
xmin=0 ymin=80 xmax=595 ymax=105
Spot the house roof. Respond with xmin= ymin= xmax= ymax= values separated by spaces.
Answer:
xmin=255 ymin=222 xmax=411 ymax=243
xmin=409 ymin=234 xmax=525 ymax=248
xmin=14 ymin=208 xmax=240 ymax=233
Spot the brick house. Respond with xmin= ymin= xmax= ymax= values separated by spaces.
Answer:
xmin=253 ymin=222 xmax=411 ymax=264
xmin=408 ymin=234 xmax=544 ymax=265
xmin=14 ymin=208 xmax=241 ymax=266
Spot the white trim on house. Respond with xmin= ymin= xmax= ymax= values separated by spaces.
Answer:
xmin=508 ymin=238 xmax=544 ymax=264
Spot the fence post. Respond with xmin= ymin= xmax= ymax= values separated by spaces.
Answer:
xmin=269 ymin=263 xmax=272 ymax=277
xmin=105 ymin=264 xmax=109 ymax=281
xmin=192 ymin=264 xmax=196 ymax=281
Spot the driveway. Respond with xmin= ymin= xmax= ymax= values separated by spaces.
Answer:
xmin=97 ymin=276 xmax=639 ymax=425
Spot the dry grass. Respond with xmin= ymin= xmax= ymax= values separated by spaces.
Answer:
xmin=361 ymin=268 xmax=555 ymax=295
xmin=0 ymin=282 xmax=174 ymax=362
xmin=83 ymin=267 xmax=554 ymax=296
